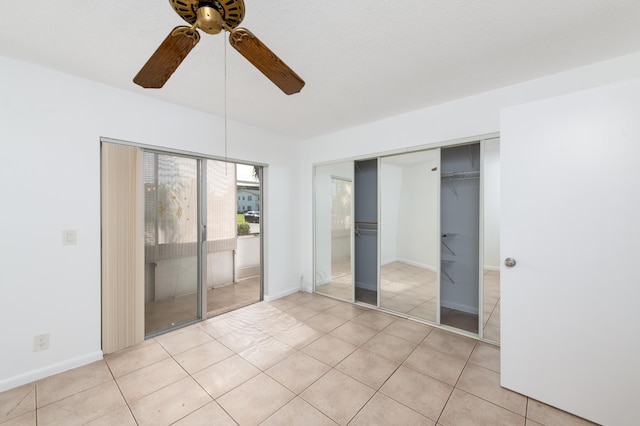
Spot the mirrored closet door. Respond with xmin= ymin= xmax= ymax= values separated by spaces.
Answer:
xmin=379 ymin=149 xmax=440 ymax=323
xmin=314 ymin=161 xmax=354 ymax=301
xmin=482 ymin=138 xmax=500 ymax=342
xmin=313 ymin=137 xmax=501 ymax=342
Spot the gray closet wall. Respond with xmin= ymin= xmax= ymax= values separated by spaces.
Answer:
xmin=354 ymin=159 xmax=378 ymax=304
xmin=440 ymin=144 xmax=481 ymax=318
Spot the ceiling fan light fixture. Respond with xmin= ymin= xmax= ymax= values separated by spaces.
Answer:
xmin=169 ymin=0 xmax=245 ymax=29
xmin=196 ymin=6 xmax=223 ymax=35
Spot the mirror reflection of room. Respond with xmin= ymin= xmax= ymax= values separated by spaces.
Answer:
xmin=482 ymin=138 xmax=500 ymax=342
xmin=380 ymin=150 xmax=440 ymax=322
xmin=314 ymin=162 xmax=354 ymax=301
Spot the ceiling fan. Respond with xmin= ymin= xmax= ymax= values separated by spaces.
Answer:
xmin=134 ymin=0 xmax=305 ymax=95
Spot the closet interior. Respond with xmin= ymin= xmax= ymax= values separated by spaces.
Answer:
xmin=439 ymin=143 xmax=480 ymax=333
xmin=354 ymin=159 xmax=378 ymax=305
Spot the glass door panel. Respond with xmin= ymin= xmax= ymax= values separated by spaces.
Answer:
xmin=379 ymin=149 xmax=440 ymax=322
xmin=144 ymin=152 xmax=200 ymax=335
xmin=314 ymin=161 xmax=354 ymax=301
xmin=482 ymin=138 xmax=500 ymax=342
xmin=206 ymin=162 xmax=262 ymax=316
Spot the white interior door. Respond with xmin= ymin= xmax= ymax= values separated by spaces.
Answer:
xmin=500 ymin=78 xmax=640 ymax=426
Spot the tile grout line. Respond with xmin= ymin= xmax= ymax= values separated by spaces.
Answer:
xmin=441 ymin=340 xmax=531 ymax=423
xmin=260 ymin=311 xmax=391 ymax=425
xmin=103 ymin=357 xmax=139 ymax=425
xmin=34 ymin=381 xmax=38 ymax=426
xmin=434 ymin=339 xmax=479 ymax=425
xmin=256 ymin=328 xmax=338 ymax=425
xmin=349 ymin=322 xmax=437 ymax=423
xmin=168 ymin=330 xmax=255 ymax=425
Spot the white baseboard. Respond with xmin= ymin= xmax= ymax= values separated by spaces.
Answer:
xmin=396 ymin=258 xmax=438 ymax=272
xmin=0 ymin=350 xmax=104 ymax=393
xmin=355 ymin=281 xmax=377 ymax=291
xmin=238 ymin=266 xmax=260 ymax=280
xmin=263 ymin=286 xmax=302 ymax=302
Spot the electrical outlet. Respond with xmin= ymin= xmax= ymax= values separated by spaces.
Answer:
xmin=33 ymin=333 xmax=49 ymax=352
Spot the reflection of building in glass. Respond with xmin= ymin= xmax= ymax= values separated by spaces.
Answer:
xmin=237 ymin=187 xmax=260 ymax=212
xmin=236 ymin=164 xmax=260 ymax=213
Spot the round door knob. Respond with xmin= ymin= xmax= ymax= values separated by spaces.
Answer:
xmin=505 ymin=258 xmax=517 ymax=268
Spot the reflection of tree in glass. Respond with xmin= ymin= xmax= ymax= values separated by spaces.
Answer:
xmin=331 ymin=178 xmax=352 ymax=231
xmin=156 ymin=155 xmax=198 ymax=244
xmin=145 ymin=154 xmax=241 ymax=251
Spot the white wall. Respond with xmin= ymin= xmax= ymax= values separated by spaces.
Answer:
xmin=0 ymin=55 xmax=301 ymax=391
xmin=299 ymin=51 xmax=640 ymax=292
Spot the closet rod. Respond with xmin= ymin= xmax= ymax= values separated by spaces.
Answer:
xmin=355 ymin=221 xmax=378 ymax=225
xmin=441 ymin=171 xmax=480 ymax=181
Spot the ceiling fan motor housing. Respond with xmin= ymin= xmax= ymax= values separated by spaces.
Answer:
xmin=169 ymin=0 xmax=245 ymax=29
xmin=197 ymin=6 xmax=223 ymax=34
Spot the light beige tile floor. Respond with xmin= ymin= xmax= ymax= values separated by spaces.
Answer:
xmin=483 ymin=270 xmax=500 ymax=343
xmin=315 ymin=261 xmax=502 ymax=342
xmin=1 ymin=292 xmax=597 ymax=426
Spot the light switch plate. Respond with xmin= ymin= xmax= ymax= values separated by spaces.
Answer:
xmin=63 ymin=230 xmax=77 ymax=245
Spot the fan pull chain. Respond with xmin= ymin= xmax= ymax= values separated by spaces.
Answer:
xmin=224 ymin=33 xmax=228 ymax=169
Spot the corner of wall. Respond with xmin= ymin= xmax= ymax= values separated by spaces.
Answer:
xmin=263 ymin=285 xmax=303 ymax=302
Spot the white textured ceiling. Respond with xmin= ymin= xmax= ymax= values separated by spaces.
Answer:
xmin=1 ymin=0 xmax=640 ymax=139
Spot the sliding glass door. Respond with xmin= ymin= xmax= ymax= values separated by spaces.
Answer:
xmin=144 ymin=152 xmax=201 ymax=335
xmin=205 ymin=162 xmax=262 ymax=316
xmin=143 ymin=153 xmax=262 ymax=336
xmin=101 ymin=139 xmax=263 ymax=345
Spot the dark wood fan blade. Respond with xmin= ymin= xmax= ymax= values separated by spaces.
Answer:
xmin=229 ymin=28 xmax=305 ymax=95
xmin=134 ymin=26 xmax=200 ymax=88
